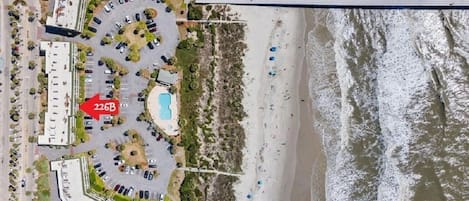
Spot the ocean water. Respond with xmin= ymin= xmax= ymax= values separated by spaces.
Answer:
xmin=306 ymin=9 xmax=468 ymax=201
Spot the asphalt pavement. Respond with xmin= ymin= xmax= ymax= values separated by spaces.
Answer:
xmin=38 ymin=0 xmax=179 ymax=198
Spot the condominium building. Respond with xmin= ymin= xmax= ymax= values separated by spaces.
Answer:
xmin=45 ymin=0 xmax=87 ymax=36
xmin=38 ymin=41 xmax=77 ymax=146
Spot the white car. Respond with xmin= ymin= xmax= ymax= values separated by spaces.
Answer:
xmin=125 ymin=16 xmax=131 ymax=24
xmin=104 ymin=5 xmax=111 ymax=13
xmin=115 ymin=22 xmax=122 ymax=29
xmin=104 ymin=70 xmax=112 ymax=74
xmin=159 ymin=194 xmax=164 ymax=201
xmin=153 ymin=39 xmax=160 ymax=46
xmin=119 ymin=46 xmax=125 ymax=53
xmin=85 ymin=78 xmax=92 ymax=83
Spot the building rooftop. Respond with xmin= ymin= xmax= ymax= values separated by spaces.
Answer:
xmin=157 ymin=70 xmax=178 ymax=85
xmin=38 ymin=41 xmax=74 ymax=146
xmin=51 ymin=158 xmax=94 ymax=201
xmin=46 ymin=0 xmax=85 ymax=31
xmin=195 ymin=0 xmax=469 ymax=6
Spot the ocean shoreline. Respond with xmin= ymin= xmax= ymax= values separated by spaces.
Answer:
xmin=288 ymin=8 xmax=327 ymax=201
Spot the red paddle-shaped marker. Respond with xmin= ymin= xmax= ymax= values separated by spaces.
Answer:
xmin=79 ymin=94 xmax=119 ymax=120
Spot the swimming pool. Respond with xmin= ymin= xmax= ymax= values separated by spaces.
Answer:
xmin=158 ymin=93 xmax=172 ymax=120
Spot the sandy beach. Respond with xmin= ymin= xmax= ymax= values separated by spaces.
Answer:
xmin=231 ymin=5 xmax=325 ymax=201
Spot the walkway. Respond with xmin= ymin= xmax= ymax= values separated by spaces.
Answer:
xmin=177 ymin=167 xmax=243 ymax=177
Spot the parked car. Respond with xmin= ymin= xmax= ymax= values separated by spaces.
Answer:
xmin=98 ymin=171 xmax=106 ymax=177
xmin=144 ymin=191 xmax=150 ymax=199
xmin=115 ymin=42 xmax=124 ymax=49
xmin=115 ymin=22 xmax=122 ymax=29
xmin=104 ymin=116 xmax=113 ymax=120
xmin=85 ymin=126 xmax=93 ymax=130
xmin=123 ymin=188 xmax=129 ymax=195
xmin=93 ymin=17 xmax=102 ymax=24
xmin=147 ymin=42 xmax=154 ymax=49
xmin=149 ymin=28 xmax=157 ymax=33
xmin=125 ymin=15 xmax=131 ymax=24
xmin=119 ymin=0 xmax=124 ymax=4
xmin=20 ymin=178 xmax=25 ymax=188
xmin=135 ymin=13 xmax=141 ymax=21
xmin=87 ymin=51 xmax=94 ymax=56
xmin=148 ymin=173 xmax=153 ymax=180
xmin=105 ymin=80 xmax=114 ymax=84
xmin=108 ymin=1 xmax=114 ymax=8
xmin=103 ymin=121 xmax=112 ymax=124
xmin=114 ymin=184 xmax=121 ymax=191
xmin=85 ymin=78 xmax=92 ymax=83
xmin=146 ymin=19 xmax=154 ymax=24
xmin=104 ymin=5 xmax=111 ymax=12
xmin=84 ymin=116 xmax=92 ymax=119
xmin=156 ymin=134 xmax=163 ymax=141
xmin=159 ymin=194 xmax=165 ymax=201
xmin=161 ymin=55 xmax=168 ymax=63
xmin=106 ymin=94 xmax=113 ymax=98
xmin=138 ymin=97 xmax=145 ymax=102
xmin=139 ymin=190 xmax=144 ymax=199
xmin=104 ymin=70 xmax=112 ymax=74
xmin=153 ymin=39 xmax=160 ymax=46
xmin=143 ymin=170 xmax=149 ymax=178
xmin=165 ymin=6 xmax=172 ymax=13
xmin=85 ymin=69 xmax=93 ymax=73
xmin=147 ymin=23 xmax=156 ymax=29
xmin=127 ymin=187 xmax=134 ymax=196
xmin=85 ymin=121 xmax=92 ymax=125
xmin=118 ymin=186 xmax=125 ymax=194
xmin=98 ymin=60 xmax=104 ymax=66
xmin=120 ymin=46 xmax=125 ymax=53
xmin=88 ymin=26 xmax=97 ymax=33
xmin=94 ymin=163 xmax=102 ymax=169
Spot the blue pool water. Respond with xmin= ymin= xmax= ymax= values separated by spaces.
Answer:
xmin=158 ymin=93 xmax=172 ymax=120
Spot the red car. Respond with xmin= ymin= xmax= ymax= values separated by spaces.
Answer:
xmin=156 ymin=134 xmax=163 ymax=141
xmin=114 ymin=184 xmax=120 ymax=191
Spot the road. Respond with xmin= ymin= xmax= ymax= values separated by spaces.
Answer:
xmin=0 ymin=0 xmax=12 ymax=199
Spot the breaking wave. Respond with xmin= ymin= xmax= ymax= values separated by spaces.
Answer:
xmin=306 ymin=9 xmax=468 ymax=201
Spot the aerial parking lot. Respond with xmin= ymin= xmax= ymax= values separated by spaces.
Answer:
xmin=86 ymin=0 xmax=179 ymax=69
xmin=39 ymin=0 xmax=180 ymax=200
xmin=81 ymin=0 xmax=179 ymax=199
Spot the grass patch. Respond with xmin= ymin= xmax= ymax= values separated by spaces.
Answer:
xmin=175 ymin=36 xmax=202 ymax=166
xmin=79 ymin=74 xmax=85 ymax=103
xmin=121 ymin=22 xmax=149 ymax=49
xmin=74 ymin=111 xmax=89 ymax=145
xmin=33 ymin=155 xmax=50 ymax=201
xmin=113 ymin=193 xmax=132 ymax=201
xmin=89 ymin=166 xmax=105 ymax=192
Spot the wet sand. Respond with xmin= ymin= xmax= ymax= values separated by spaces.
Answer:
xmin=288 ymin=9 xmax=327 ymax=201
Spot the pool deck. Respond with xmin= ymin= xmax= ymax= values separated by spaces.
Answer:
xmin=148 ymin=85 xmax=179 ymax=136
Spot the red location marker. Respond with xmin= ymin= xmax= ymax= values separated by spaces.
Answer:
xmin=79 ymin=94 xmax=119 ymax=120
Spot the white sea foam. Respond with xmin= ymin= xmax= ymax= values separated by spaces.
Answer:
xmin=308 ymin=9 xmax=468 ymax=201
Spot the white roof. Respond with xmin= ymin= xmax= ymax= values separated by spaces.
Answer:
xmin=46 ymin=0 xmax=85 ymax=31
xmin=38 ymin=41 xmax=73 ymax=146
xmin=51 ymin=158 xmax=95 ymax=201
xmin=195 ymin=0 xmax=469 ymax=6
